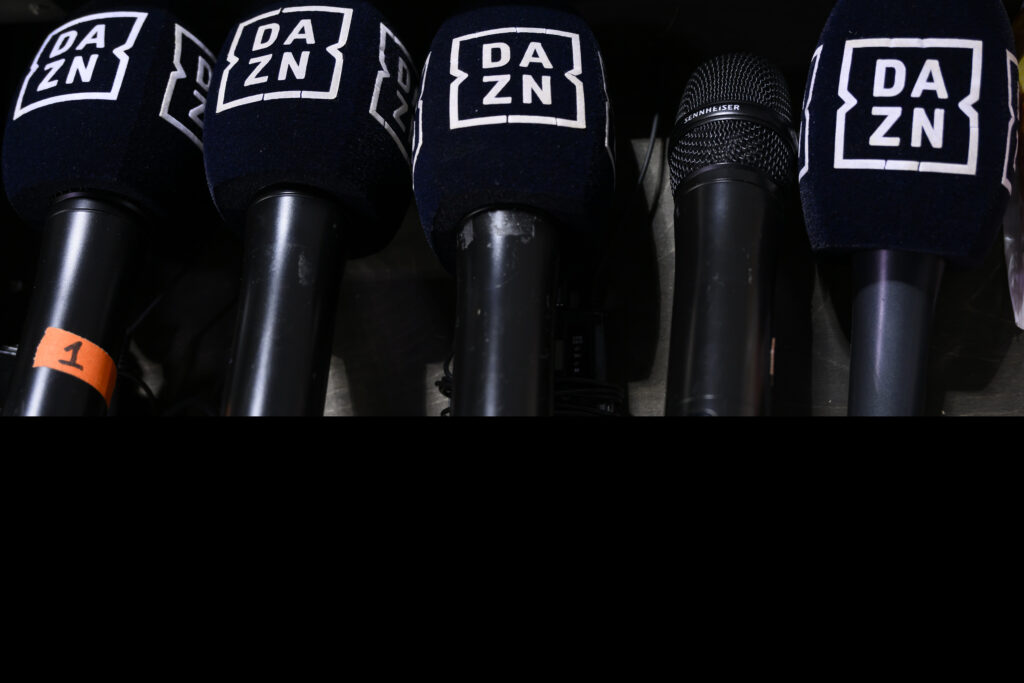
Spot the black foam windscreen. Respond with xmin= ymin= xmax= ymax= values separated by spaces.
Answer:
xmin=411 ymin=4 xmax=616 ymax=273
xmin=2 ymin=5 xmax=214 ymax=228
xmin=798 ymin=0 xmax=1020 ymax=268
xmin=203 ymin=0 xmax=417 ymax=259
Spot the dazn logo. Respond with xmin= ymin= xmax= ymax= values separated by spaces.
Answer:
xmin=834 ymin=38 xmax=982 ymax=176
xmin=160 ymin=24 xmax=215 ymax=150
xmin=449 ymin=27 xmax=586 ymax=130
xmin=216 ymin=6 xmax=352 ymax=112
xmin=370 ymin=23 xmax=417 ymax=163
xmin=14 ymin=11 xmax=147 ymax=119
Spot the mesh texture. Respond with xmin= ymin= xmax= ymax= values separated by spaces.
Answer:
xmin=669 ymin=53 xmax=796 ymax=193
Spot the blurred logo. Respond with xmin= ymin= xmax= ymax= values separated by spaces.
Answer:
xmin=370 ymin=23 xmax=417 ymax=163
xmin=160 ymin=24 xmax=215 ymax=150
xmin=798 ymin=45 xmax=824 ymax=181
xmin=1001 ymin=50 xmax=1021 ymax=193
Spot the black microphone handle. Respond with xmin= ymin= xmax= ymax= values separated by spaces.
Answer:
xmin=223 ymin=188 xmax=344 ymax=417
xmin=665 ymin=167 xmax=782 ymax=417
xmin=848 ymin=249 xmax=945 ymax=416
xmin=453 ymin=208 xmax=559 ymax=417
xmin=3 ymin=195 xmax=148 ymax=416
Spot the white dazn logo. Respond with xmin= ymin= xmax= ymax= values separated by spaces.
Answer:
xmin=160 ymin=24 xmax=215 ymax=150
xmin=411 ymin=51 xmax=432 ymax=184
xmin=370 ymin=23 xmax=417 ymax=163
xmin=216 ymin=5 xmax=353 ymax=113
xmin=13 ymin=11 xmax=147 ymax=120
xmin=835 ymin=38 xmax=982 ymax=176
xmin=798 ymin=44 xmax=823 ymax=181
xmin=449 ymin=27 xmax=586 ymax=130
xmin=1001 ymin=50 xmax=1020 ymax=194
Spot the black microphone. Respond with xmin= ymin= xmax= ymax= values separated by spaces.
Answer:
xmin=204 ymin=0 xmax=416 ymax=416
xmin=799 ymin=0 xmax=1019 ymax=415
xmin=665 ymin=53 xmax=798 ymax=417
xmin=412 ymin=4 xmax=616 ymax=416
xmin=2 ymin=5 xmax=215 ymax=416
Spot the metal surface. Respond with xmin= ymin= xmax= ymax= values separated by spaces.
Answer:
xmin=323 ymin=203 xmax=454 ymax=418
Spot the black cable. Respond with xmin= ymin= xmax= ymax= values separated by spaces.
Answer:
xmin=635 ymin=112 xmax=661 ymax=195
xmin=435 ymin=352 xmax=454 ymax=417
xmin=554 ymin=376 xmax=630 ymax=417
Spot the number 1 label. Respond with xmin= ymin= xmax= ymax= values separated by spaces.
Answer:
xmin=32 ymin=327 xmax=117 ymax=406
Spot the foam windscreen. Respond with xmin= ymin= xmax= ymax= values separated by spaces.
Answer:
xmin=798 ymin=0 xmax=1020 ymax=268
xmin=411 ymin=4 xmax=616 ymax=273
xmin=2 ymin=5 xmax=214 ymax=227
xmin=203 ymin=0 xmax=417 ymax=259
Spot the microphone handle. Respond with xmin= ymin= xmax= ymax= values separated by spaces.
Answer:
xmin=848 ymin=249 xmax=945 ymax=416
xmin=223 ymin=188 xmax=344 ymax=417
xmin=3 ymin=195 xmax=148 ymax=416
xmin=453 ymin=208 xmax=559 ymax=417
xmin=665 ymin=167 xmax=781 ymax=416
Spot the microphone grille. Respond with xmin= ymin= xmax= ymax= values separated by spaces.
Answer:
xmin=677 ymin=53 xmax=793 ymax=122
xmin=669 ymin=53 xmax=796 ymax=194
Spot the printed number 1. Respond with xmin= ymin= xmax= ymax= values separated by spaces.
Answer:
xmin=59 ymin=341 xmax=85 ymax=371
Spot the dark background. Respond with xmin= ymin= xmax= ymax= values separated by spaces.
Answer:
xmin=1 ymin=0 xmax=1021 ymax=416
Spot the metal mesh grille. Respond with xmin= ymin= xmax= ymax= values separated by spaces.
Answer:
xmin=669 ymin=53 xmax=796 ymax=193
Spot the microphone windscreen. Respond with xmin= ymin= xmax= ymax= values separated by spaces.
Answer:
xmin=411 ymin=4 xmax=616 ymax=273
xmin=798 ymin=0 xmax=1020 ymax=268
xmin=2 ymin=6 xmax=214 ymax=226
xmin=203 ymin=0 xmax=417 ymax=259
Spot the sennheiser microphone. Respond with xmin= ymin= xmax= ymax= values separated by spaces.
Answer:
xmin=665 ymin=53 xmax=797 ymax=417
xmin=204 ymin=0 xmax=416 ymax=416
xmin=2 ymin=5 xmax=215 ymax=416
xmin=412 ymin=4 xmax=616 ymax=416
xmin=799 ymin=0 xmax=1019 ymax=415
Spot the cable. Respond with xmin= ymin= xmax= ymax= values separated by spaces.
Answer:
xmin=435 ymin=352 xmax=454 ymax=417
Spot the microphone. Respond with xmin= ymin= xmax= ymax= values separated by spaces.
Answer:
xmin=665 ymin=53 xmax=798 ymax=417
xmin=204 ymin=0 xmax=417 ymax=416
xmin=799 ymin=0 xmax=1020 ymax=415
xmin=2 ymin=5 xmax=215 ymax=416
xmin=412 ymin=4 xmax=616 ymax=416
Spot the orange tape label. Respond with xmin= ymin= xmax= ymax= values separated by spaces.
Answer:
xmin=33 ymin=327 xmax=117 ymax=406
